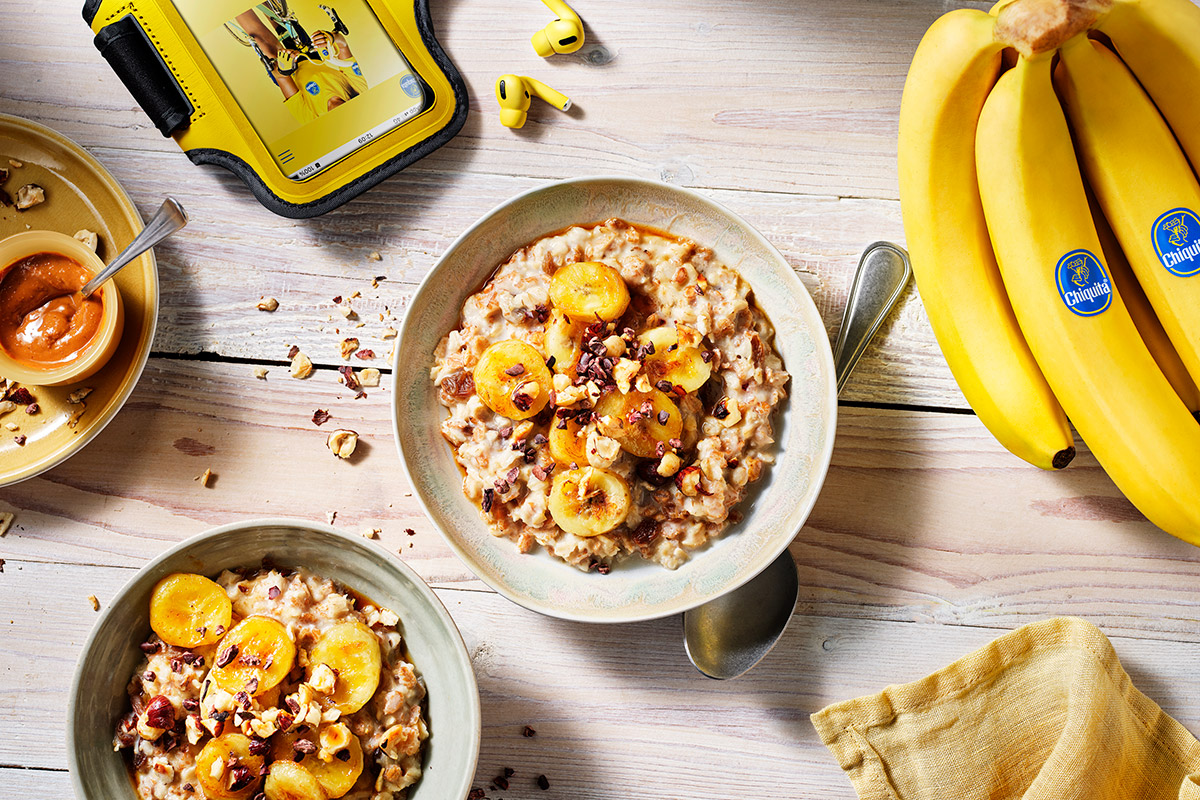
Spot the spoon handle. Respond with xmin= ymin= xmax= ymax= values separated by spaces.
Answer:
xmin=80 ymin=197 xmax=188 ymax=297
xmin=831 ymin=242 xmax=912 ymax=396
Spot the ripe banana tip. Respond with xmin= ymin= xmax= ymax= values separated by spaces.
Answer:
xmin=1052 ymin=446 xmax=1077 ymax=470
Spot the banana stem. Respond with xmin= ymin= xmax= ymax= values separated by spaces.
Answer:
xmin=995 ymin=0 xmax=1113 ymax=56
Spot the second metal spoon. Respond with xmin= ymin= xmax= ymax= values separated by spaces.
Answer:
xmin=682 ymin=241 xmax=912 ymax=680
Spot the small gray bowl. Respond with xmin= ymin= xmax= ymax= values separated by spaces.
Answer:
xmin=68 ymin=518 xmax=480 ymax=800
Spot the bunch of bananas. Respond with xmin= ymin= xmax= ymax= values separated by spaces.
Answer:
xmin=899 ymin=0 xmax=1200 ymax=543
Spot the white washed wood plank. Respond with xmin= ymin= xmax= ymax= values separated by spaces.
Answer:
xmin=2 ymin=359 xmax=1199 ymax=644
xmin=3 ymin=561 xmax=1200 ymax=798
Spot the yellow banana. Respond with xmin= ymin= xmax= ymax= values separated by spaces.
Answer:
xmin=1055 ymin=35 xmax=1200 ymax=386
xmin=1098 ymin=0 xmax=1200 ymax=173
xmin=976 ymin=53 xmax=1200 ymax=544
xmin=1088 ymin=187 xmax=1200 ymax=414
xmin=899 ymin=9 xmax=1074 ymax=470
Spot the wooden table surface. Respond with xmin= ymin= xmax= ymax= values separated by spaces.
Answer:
xmin=4 ymin=1 xmax=1200 ymax=798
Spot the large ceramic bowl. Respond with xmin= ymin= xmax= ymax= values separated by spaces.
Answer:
xmin=393 ymin=176 xmax=837 ymax=623
xmin=68 ymin=519 xmax=480 ymax=800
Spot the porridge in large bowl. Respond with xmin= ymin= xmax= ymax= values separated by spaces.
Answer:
xmin=431 ymin=217 xmax=789 ymax=571
xmin=113 ymin=567 xmax=427 ymax=800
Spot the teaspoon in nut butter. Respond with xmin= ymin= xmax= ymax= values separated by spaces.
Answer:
xmin=77 ymin=197 xmax=188 ymax=298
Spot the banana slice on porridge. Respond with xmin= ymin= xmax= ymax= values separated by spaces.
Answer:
xmin=594 ymin=389 xmax=683 ymax=459
xmin=210 ymin=616 xmax=296 ymax=695
xmin=549 ymin=414 xmax=590 ymax=466
xmin=271 ymin=726 xmax=364 ymax=798
xmin=263 ymin=760 xmax=326 ymax=800
xmin=548 ymin=466 xmax=632 ymax=537
xmin=473 ymin=339 xmax=553 ymax=420
xmin=639 ymin=324 xmax=712 ymax=393
xmin=149 ymin=573 xmax=233 ymax=648
xmin=549 ymin=261 xmax=630 ymax=322
xmin=544 ymin=308 xmax=585 ymax=373
xmin=309 ymin=621 xmax=382 ymax=714
xmin=195 ymin=733 xmax=265 ymax=800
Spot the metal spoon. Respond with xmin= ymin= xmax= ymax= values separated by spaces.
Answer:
xmin=78 ymin=198 xmax=188 ymax=297
xmin=682 ymin=241 xmax=912 ymax=679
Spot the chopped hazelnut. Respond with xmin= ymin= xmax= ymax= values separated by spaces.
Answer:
xmin=8 ymin=159 xmax=22 ymax=168
xmin=290 ymin=352 xmax=314 ymax=379
xmin=340 ymin=337 xmax=360 ymax=359
xmin=73 ymin=229 xmax=99 ymax=251
xmin=256 ymin=297 xmax=279 ymax=312
xmin=359 ymin=368 xmax=381 ymax=387
xmin=14 ymin=183 xmax=44 ymax=210
xmin=368 ymin=251 xmax=382 ymax=261
xmin=613 ymin=358 xmax=640 ymax=393
xmin=382 ymin=327 xmax=397 ymax=339
xmin=67 ymin=387 xmax=92 ymax=404
xmin=361 ymin=527 xmax=380 ymax=540
xmin=196 ymin=468 xmax=215 ymax=487
xmin=253 ymin=367 xmax=269 ymax=380
xmin=657 ymin=452 xmax=682 ymax=477
xmin=327 ymin=429 xmax=358 ymax=459
xmin=676 ymin=465 xmax=702 ymax=496
xmin=88 ymin=594 xmax=101 ymax=611
xmin=0 ymin=512 xmax=12 ymax=537
xmin=602 ymin=335 xmax=626 ymax=357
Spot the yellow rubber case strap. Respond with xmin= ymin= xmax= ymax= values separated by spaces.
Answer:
xmin=90 ymin=14 xmax=193 ymax=137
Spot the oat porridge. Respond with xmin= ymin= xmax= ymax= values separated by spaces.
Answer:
xmin=113 ymin=568 xmax=428 ymax=800
xmin=431 ymin=217 xmax=790 ymax=571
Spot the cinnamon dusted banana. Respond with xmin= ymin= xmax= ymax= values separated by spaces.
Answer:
xmin=271 ymin=727 xmax=363 ymax=799
xmin=263 ymin=760 xmax=326 ymax=800
xmin=549 ymin=261 xmax=631 ymax=322
xmin=548 ymin=466 xmax=631 ymax=537
xmin=594 ymin=389 xmax=683 ymax=458
xmin=549 ymin=413 xmax=589 ymax=466
xmin=544 ymin=308 xmax=584 ymax=373
xmin=308 ymin=621 xmax=382 ymax=714
xmin=149 ymin=572 xmax=233 ymax=648
xmin=195 ymin=733 xmax=265 ymax=800
xmin=473 ymin=339 xmax=554 ymax=420
xmin=639 ymin=324 xmax=712 ymax=393
xmin=210 ymin=616 xmax=296 ymax=695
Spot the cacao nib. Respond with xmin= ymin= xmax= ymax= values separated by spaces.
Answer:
xmin=215 ymin=644 xmax=239 ymax=668
xmin=312 ymin=409 xmax=332 ymax=426
xmin=482 ymin=488 xmax=494 ymax=513
xmin=537 ymin=774 xmax=550 ymax=790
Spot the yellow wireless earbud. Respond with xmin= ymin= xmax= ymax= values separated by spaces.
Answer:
xmin=531 ymin=0 xmax=584 ymax=57
xmin=495 ymin=74 xmax=572 ymax=129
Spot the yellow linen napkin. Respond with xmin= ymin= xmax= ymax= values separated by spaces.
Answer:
xmin=811 ymin=618 xmax=1200 ymax=800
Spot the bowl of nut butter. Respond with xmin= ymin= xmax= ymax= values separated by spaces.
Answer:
xmin=0 ymin=229 xmax=124 ymax=386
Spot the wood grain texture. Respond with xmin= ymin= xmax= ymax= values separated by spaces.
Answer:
xmin=2 ymin=358 xmax=1198 ymax=646
xmin=3 ymin=560 xmax=1200 ymax=798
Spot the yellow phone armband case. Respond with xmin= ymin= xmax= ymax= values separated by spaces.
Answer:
xmin=83 ymin=0 xmax=467 ymax=217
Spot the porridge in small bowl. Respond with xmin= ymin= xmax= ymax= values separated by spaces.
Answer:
xmin=114 ymin=567 xmax=427 ymax=800
xmin=431 ymin=218 xmax=789 ymax=571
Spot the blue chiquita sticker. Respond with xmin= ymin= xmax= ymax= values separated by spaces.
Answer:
xmin=1152 ymin=207 xmax=1200 ymax=277
xmin=1055 ymin=249 xmax=1112 ymax=317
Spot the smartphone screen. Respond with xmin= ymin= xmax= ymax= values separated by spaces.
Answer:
xmin=170 ymin=0 xmax=427 ymax=180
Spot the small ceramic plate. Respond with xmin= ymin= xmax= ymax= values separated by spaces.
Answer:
xmin=68 ymin=519 xmax=481 ymax=800
xmin=0 ymin=113 xmax=158 ymax=486
xmin=393 ymin=176 xmax=837 ymax=623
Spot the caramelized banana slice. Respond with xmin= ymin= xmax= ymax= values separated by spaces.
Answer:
xmin=149 ymin=573 xmax=233 ymax=648
xmin=594 ymin=389 xmax=683 ymax=458
xmin=544 ymin=308 xmax=584 ymax=373
xmin=549 ymin=261 xmax=631 ymax=322
xmin=210 ymin=616 xmax=296 ymax=695
xmin=269 ymin=727 xmax=362 ymax=799
xmin=263 ymin=761 xmax=326 ymax=800
xmin=473 ymin=340 xmax=553 ymax=420
xmin=639 ymin=325 xmax=712 ymax=393
xmin=549 ymin=415 xmax=589 ymax=466
xmin=309 ymin=622 xmax=382 ymax=714
xmin=548 ymin=466 xmax=631 ymax=537
xmin=195 ymin=733 xmax=265 ymax=800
